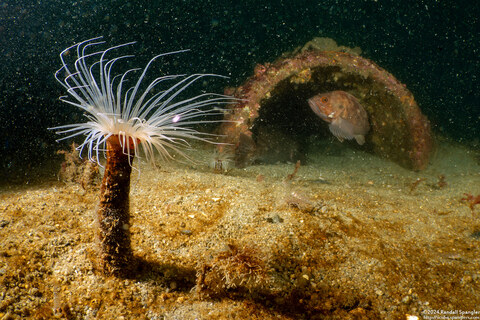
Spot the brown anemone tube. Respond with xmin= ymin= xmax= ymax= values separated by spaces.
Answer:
xmin=97 ymin=135 xmax=135 ymax=277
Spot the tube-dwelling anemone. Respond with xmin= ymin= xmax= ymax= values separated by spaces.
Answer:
xmin=51 ymin=37 xmax=234 ymax=277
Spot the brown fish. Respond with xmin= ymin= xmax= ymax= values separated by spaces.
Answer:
xmin=308 ymin=90 xmax=370 ymax=145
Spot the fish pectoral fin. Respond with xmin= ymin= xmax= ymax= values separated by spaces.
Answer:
xmin=328 ymin=120 xmax=353 ymax=143
xmin=354 ymin=135 xmax=365 ymax=145
xmin=329 ymin=119 xmax=366 ymax=145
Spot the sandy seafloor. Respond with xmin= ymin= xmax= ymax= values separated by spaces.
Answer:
xmin=0 ymin=138 xmax=479 ymax=320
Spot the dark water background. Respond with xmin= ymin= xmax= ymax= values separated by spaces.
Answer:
xmin=0 ymin=0 xmax=478 ymax=181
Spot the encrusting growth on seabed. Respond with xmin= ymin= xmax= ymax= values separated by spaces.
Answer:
xmin=285 ymin=160 xmax=301 ymax=181
xmin=196 ymin=242 xmax=269 ymax=298
xmin=461 ymin=193 xmax=480 ymax=214
xmin=57 ymin=142 xmax=100 ymax=188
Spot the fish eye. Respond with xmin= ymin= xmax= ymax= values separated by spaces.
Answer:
xmin=321 ymin=97 xmax=328 ymax=103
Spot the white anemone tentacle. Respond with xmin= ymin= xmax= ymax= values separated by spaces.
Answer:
xmin=50 ymin=37 xmax=237 ymax=167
